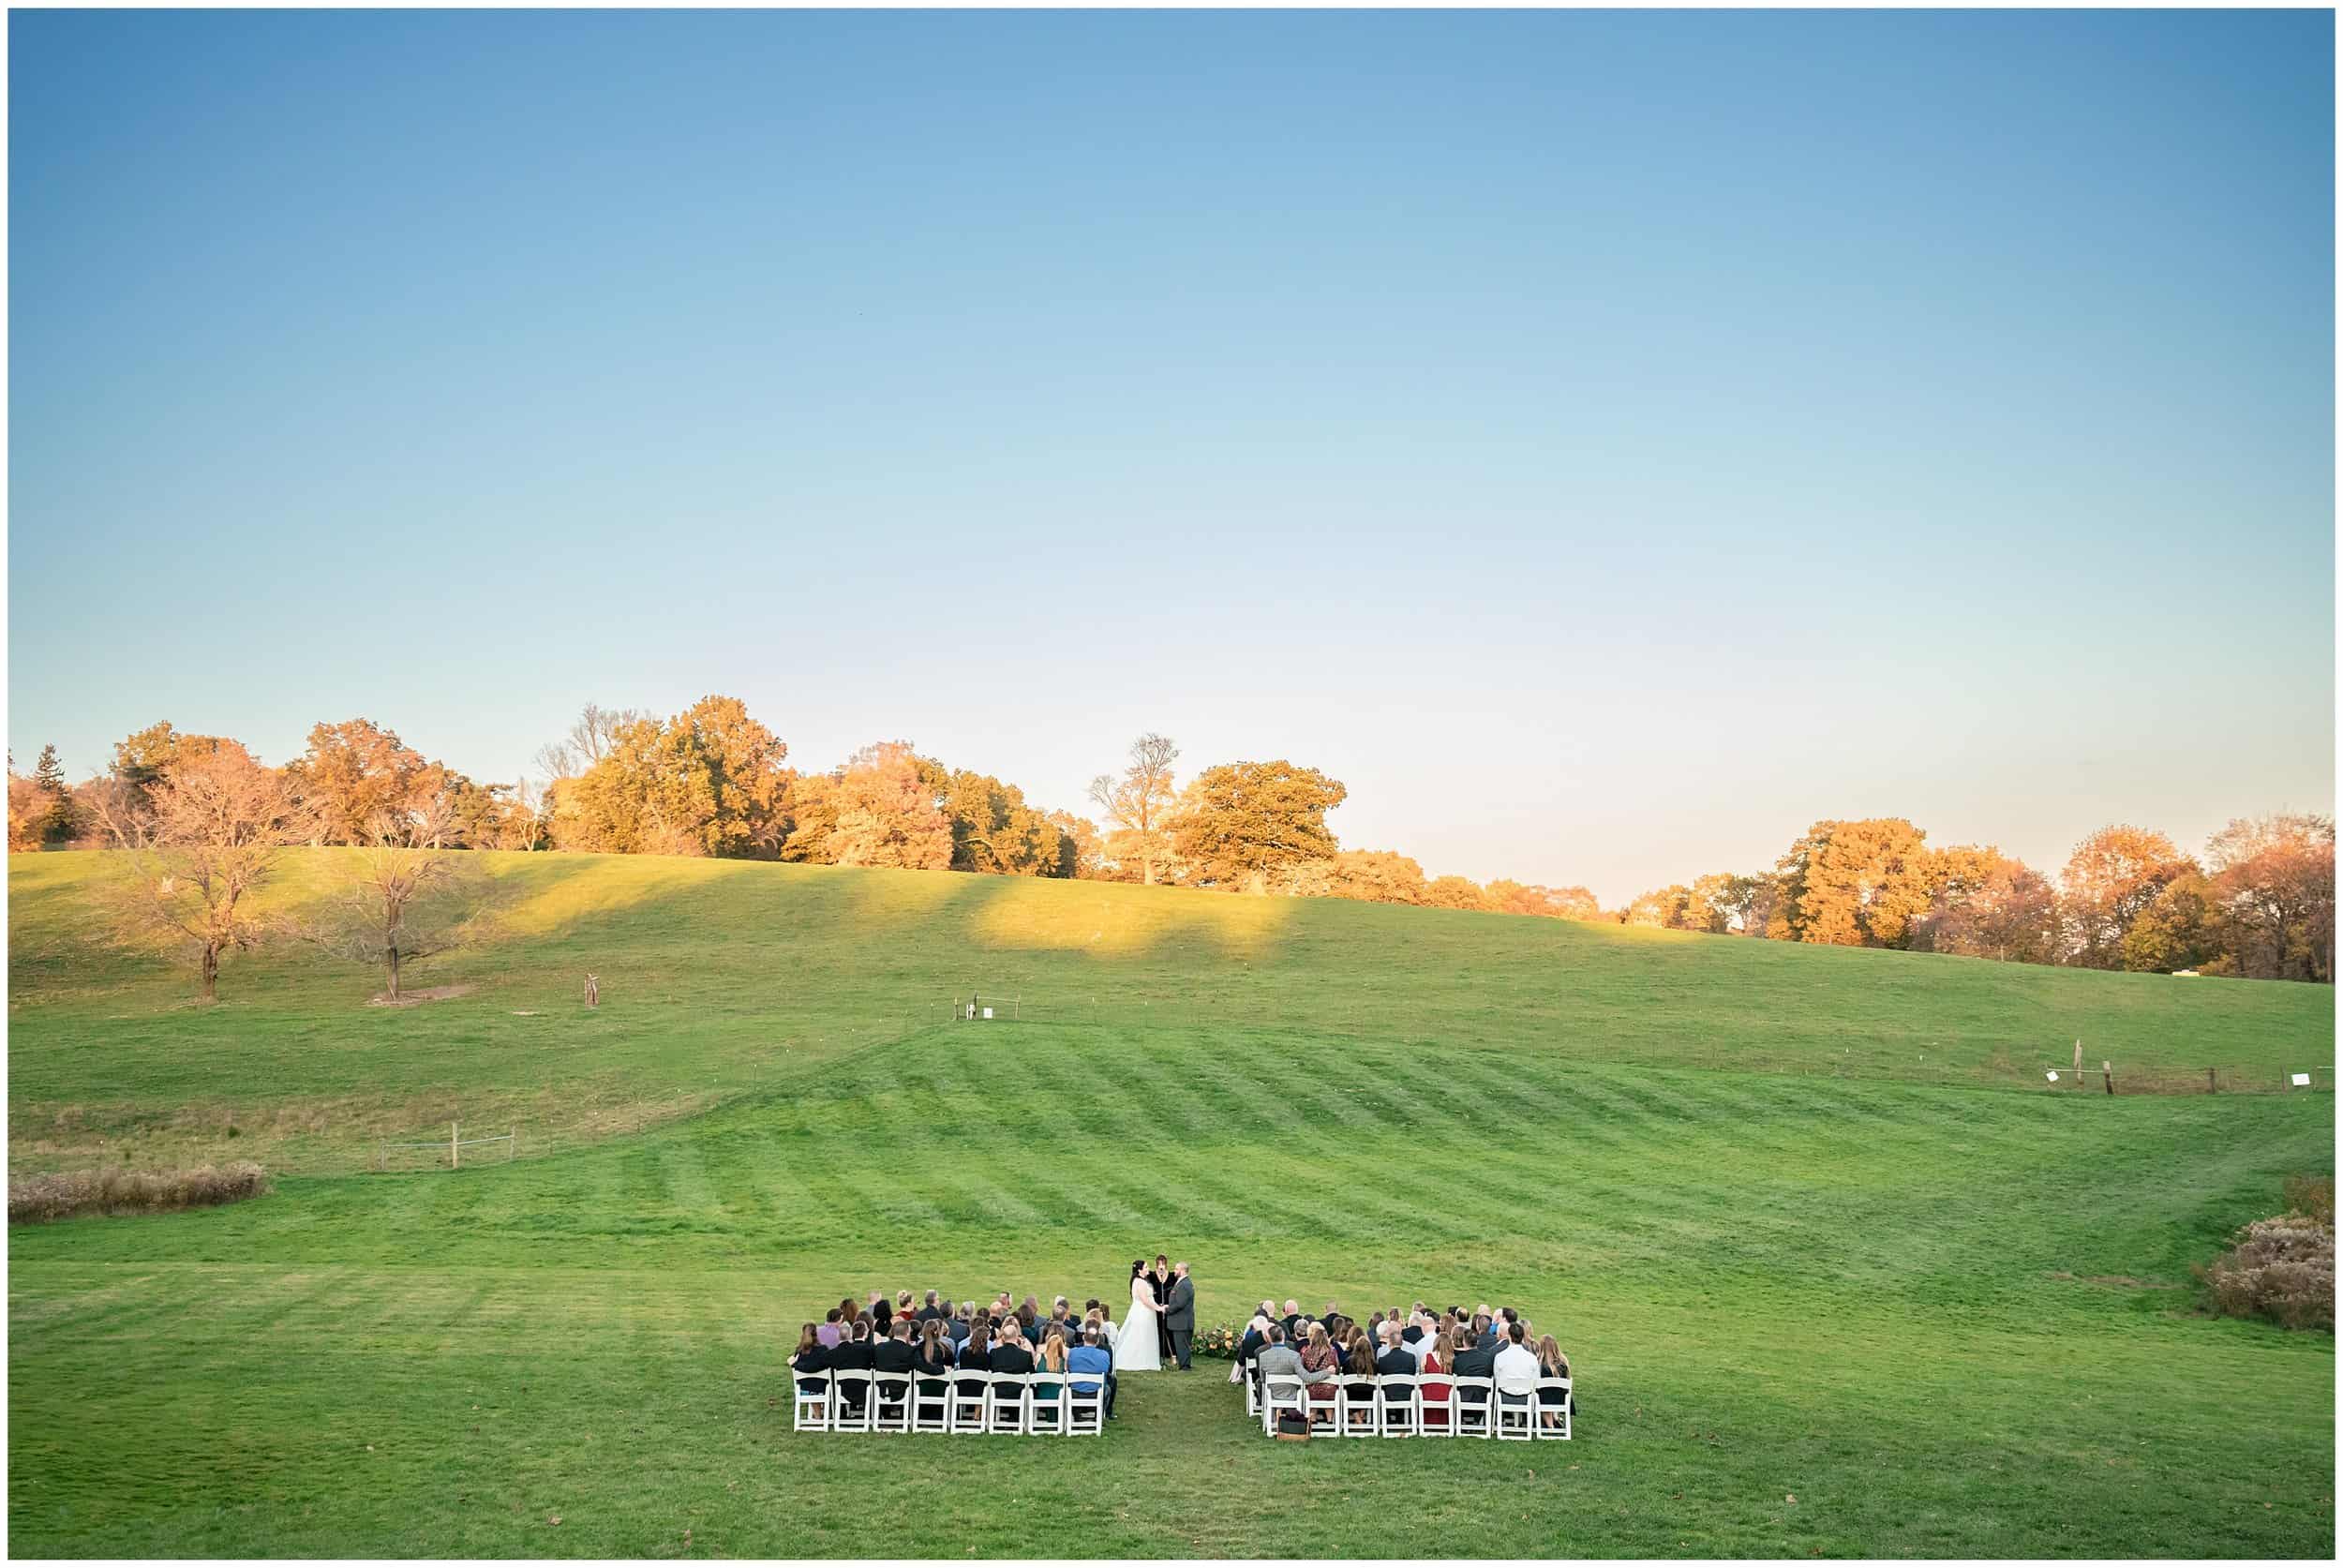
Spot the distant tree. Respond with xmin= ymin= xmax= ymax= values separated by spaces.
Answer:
xmin=821 ymin=741 xmax=952 ymax=870
xmin=2205 ymin=813 xmax=2336 ymax=982
xmin=1326 ymin=849 xmax=1427 ymax=906
xmin=947 ymin=769 xmax=1067 ymax=876
xmin=1622 ymin=886 xmax=1689 ymax=928
xmin=7 ymin=763 xmax=45 ymax=853
xmin=1170 ymin=760 xmax=1346 ymax=894
xmin=1769 ymin=818 xmax=1937 ymax=948
xmin=105 ymin=741 xmax=296 ymax=1001
xmin=2119 ymin=869 xmax=2224 ymax=975
xmin=553 ymin=697 xmax=789 ymax=859
xmin=284 ymin=719 xmax=430 ymax=845
xmin=30 ymin=744 xmax=75 ymax=844
xmin=304 ymin=811 xmax=494 ymax=1000
xmin=1045 ymin=811 xmax=1107 ymax=879
xmin=1910 ymin=847 xmax=2060 ymax=963
xmin=1422 ymin=874 xmax=1490 ymax=912
xmin=1546 ymin=885 xmax=1604 ymax=922
xmin=672 ymin=694 xmax=791 ymax=857
xmin=536 ymin=702 xmax=652 ymax=784
xmin=1089 ymin=733 xmax=1180 ymax=886
xmin=2059 ymin=825 xmax=2196 ymax=969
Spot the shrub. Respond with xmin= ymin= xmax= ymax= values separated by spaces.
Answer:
xmin=7 ymin=1162 xmax=271 ymax=1224
xmin=2282 ymin=1173 xmax=2335 ymax=1228
xmin=2196 ymin=1210 xmax=2336 ymax=1332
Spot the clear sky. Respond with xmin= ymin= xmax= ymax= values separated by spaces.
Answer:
xmin=7 ymin=8 xmax=2334 ymax=903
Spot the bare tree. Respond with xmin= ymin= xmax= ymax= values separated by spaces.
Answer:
xmin=104 ymin=743 xmax=296 ymax=1001
xmin=537 ymin=702 xmax=649 ymax=783
xmin=1088 ymin=732 xmax=1180 ymax=886
xmin=306 ymin=811 xmax=495 ymax=1000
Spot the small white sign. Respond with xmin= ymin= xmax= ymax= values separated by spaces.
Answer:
xmin=2046 ymin=1070 xmax=2060 ymax=1083
xmin=982 ymin=1007 xmax=994 ymax=1020
xmin=2291 ymin=1072 xmax=2311 ymax=1087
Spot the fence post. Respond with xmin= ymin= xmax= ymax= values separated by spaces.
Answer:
xmin=2101 ymin=1061 xmax=2114 ymax=1097
xmin=509 ymin=1127 xmax=516 ymax=1162
xmin=2207 ymin=1067 xmax=2218 ymax=1094
xmin=452 ymin=1119 xmax=460 ymax=1170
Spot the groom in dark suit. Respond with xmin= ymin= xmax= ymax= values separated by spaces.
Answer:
xmin=1165 ymin=1262 xmax=1196 ymax=1370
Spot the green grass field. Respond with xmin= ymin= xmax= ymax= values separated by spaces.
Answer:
xmin=7 ymin=850 xmax=2336 ymax=1557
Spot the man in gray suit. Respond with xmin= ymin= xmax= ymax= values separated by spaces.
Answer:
xmin=1165 ymin=1262 xmax=1197 ymax=1370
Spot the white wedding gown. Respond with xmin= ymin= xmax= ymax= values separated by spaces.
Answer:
xmin=1112 ymin=1280 xmax=1163 ymax=1372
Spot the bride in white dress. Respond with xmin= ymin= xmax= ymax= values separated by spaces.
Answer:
xmin=1112 ymin=1261 xmax=1162 ymax=1373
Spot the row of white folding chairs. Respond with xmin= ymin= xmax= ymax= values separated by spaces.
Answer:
xmin=1254 ymin=1372 xmax=1571 ymax=1441
xmin=792 ymin=1368 xmax=1105 ymax=1435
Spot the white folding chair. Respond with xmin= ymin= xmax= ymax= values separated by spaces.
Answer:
xmin=1068 ymin=1375 xmax=1106 ymax=1435
xmin=1260 ymin=1374 xmax=1306 ymax=1436
xmin=1303 ymin=1376 xmax=1339 ymax=1431
xmin=1493 ymin=1375 xmax=1537 ymax=1441
xmin=1535 ymin=1377 xmax=1573 ymax=1441
xmin=1419 ymin=1374 xmax=1457 ymax=1438
xmin=1451 ymin=1376 xmax=1494 ymax=1438
xmin=792 ymin=1369 xmax=833 ymax=1432
xmin=829 ymin=1369 xmax=875 ymax=1433
xmin=986 ymin=1372 xmax=1030 ymax=1435
xmin=1338 ymin=1374 xmax=1380 ymax=1436
xmin=1243 ymin=1361 xmax=1261 ymax=1418
xmin=873 ymin=1370 xmax=915 ymax=1433
xmin=1377 ymin=1373 xmax=1419 ymax=1438
xmin=1028 ymin=1376 xmax=1070 ymax=1436
xmin=912 ymin=1377 xmax=951 ymax=1434
xmin=948 ymin=1371 xmax=991 ymax=1433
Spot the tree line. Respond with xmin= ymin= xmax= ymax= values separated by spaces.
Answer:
xmin=7 ymin=700 xmax=2332 ymax=995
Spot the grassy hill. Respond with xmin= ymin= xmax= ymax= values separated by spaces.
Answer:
xmin=7 ymin=850 xmax=2336 ymax=1557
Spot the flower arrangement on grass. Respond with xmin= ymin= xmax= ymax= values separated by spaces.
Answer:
xmin=1194 ymin=1322 xmax=1244 ymax=1360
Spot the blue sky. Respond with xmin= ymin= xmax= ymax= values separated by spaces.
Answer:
xmin=8 ymin=8 xmax=2334 ymax=901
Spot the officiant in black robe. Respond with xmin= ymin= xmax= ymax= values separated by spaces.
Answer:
xmin=1148 ymin=1255 xmax=1173 ymax=1358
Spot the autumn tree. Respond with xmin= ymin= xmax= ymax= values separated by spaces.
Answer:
xmin=1545 ymin=885 xmax=1603 ymax=921
xmin=7 ymin=759 xmax=46 ymax=852
xmin=946 ymin=769 xmax=1067 ymax=876
xmin=1326 ymin=849 xmax=1428 ymax=906
xmin=2059 ymin=825 xmax=2196 ymax=969
xmin=796 ymin=741 xmax=952 ymax=870
xmin=305 ymin=810 xmax=494 ymax=999
xmin=2205 ymin=813 xmax=2336 ymax=982
xmin=29 ymin=744 xmax=76 ymax=844
xmin=106 ymin=741 xmax=297 ymax=1001
xmin=1170 ymin=760 xmax=1346 ymax=893
xmin=283 ymin=719 xmax=432 ymax=845
xmin=1910 ymin=847 xmax=2061 ymax=963
xmin=1769 ymin=818 xmax=1938 ymax=948
xmin=1089 ymin=733 xmax=1180 ymax=886
xmin=1622 ymin=886 xmax=1691 ymax=928
xmin=535 ymin=702 xmax=652 ymax=784
xmin=557 ymin=697 xmax=790 ymax=858
xmin=1423 ymin=874 xmax=1490 ymax=912
xmin=1045 ymin=811 xmax=1106 ymax=879
xmin=2120 ymin=869 xmax=2223 ymax=975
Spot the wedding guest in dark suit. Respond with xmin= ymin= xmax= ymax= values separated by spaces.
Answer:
xmin=991 ymin=1321 xmax=1036 ymax=1377
xmin=873 ymin=1320 xmax=918 ymax=1408
xmin=828 ymin=1320 xmax=876 ymax=1411
xmin=1373 ymin=1321 xmax=1416 ymax=1377
xmin=1450 ymin=1328 xmax=1499 ymax=1411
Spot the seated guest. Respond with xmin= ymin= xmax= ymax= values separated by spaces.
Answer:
xmin=1033 ymin=1331 xmax=1068 ymax=1408
xmin=1341 ymin=1329 xmax=1379 ymax=1430
xmin=1449 ymin=1323 xmax=1499 ymax=1408
xmin=1373 ymin=1321 xmax=1416 ymax=1377
xmin=1068 ymin=1326 xmax=1117 ymax=1420
xmin=915 ymin=1319 xmax=954 ymax=1401
xmin=872 ymin=1293 xmax=894 ymax=1336
xmin=955 ymin=1321 xmax=993 ymax=1393
xmin=1493 ymin=1322 xmax=1539 ymax=1406
xmin=1471 ymin=1312 xmax=1499 ymax=1350
xmin=1408 ymin=1313 xmax=1440 ymax=1366
xmin=873 ymin=1321 xmax=918 ymax=1411
xmin=1016 ymin=1301 xmax=1041 ymax=1345
xmin=1418 ymin=1329 xmax=1455 ymax=1430
xmin=1086 ymin=1306 xmax=1116 ymax=1349
xmin=917 ymin=1290 xmax=945 ymax=1323
xmin=1366 ymin=1310 xmax=1385 ymax=1341
xmin=1536 ymin=1335 xmax=1574 ymax=1426
xmin=991 ymin=1321 xmax=1036 ymax=1378
xmin=817 ymin=1307 xmax=843 ymax=1349
xmin=1402 ymin=1302 xmax=1428 ymax=1344
xmin=948 ymin=1302 xmax=973 ymax=1348
xmin=836 ymin=1297 xmax=859 ymax=1337
xmin=1300 ymin=1323 xmax=1339 ymax=1424
xmin=790 ymin=1322 xmax=829 ymax=1394
xmin=828 ymin=1320 xmax=877 ymax=1411
xmin=1254 ymin=1322 xmax=1306 ymax=1398
xmin=1280 ymin=1300 xmax=1304 ymax=1343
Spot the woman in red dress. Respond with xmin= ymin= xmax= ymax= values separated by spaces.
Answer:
xmin=1418 ymin=1327 xmax=1455 ymax=1431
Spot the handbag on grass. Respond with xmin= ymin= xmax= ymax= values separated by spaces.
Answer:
xmin=1275 ymin=1411 xmax=1310 ymax=1441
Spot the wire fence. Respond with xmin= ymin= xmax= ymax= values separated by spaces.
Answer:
xmin=934 ymin=992 xmax=2336 ymax=1098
